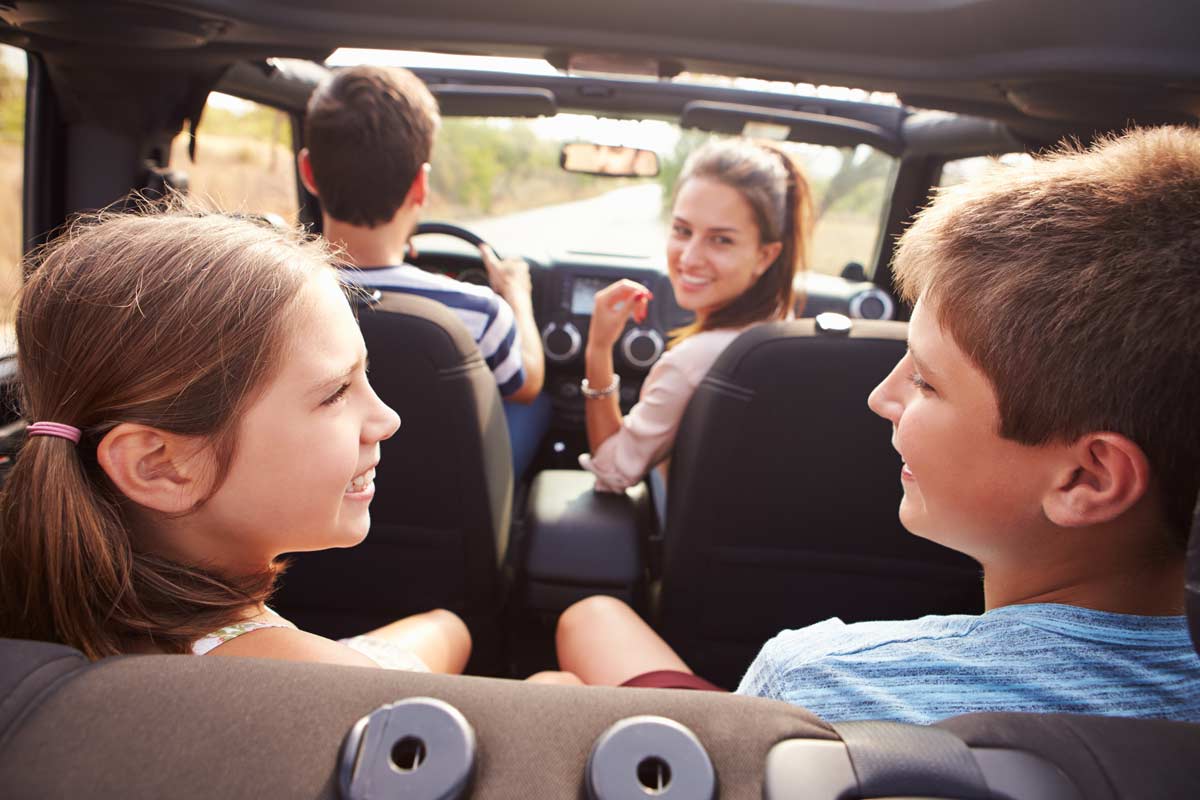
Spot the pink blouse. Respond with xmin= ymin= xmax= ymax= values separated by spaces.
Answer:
xmin=580 ymin=327 xmax=747 ymax=492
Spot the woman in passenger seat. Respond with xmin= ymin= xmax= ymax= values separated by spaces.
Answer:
xmin=579 ymin=139 xmax=813 ymax=500
xmin=0 ymin=207 xmax=471 ymax=673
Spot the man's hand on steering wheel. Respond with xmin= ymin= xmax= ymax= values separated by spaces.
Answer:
xmin=479 ymin=243 xmax=531 ymax=301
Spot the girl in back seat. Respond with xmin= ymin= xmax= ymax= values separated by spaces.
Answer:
xmin=579 ymin=138 xmax=813 ymax=501
xmin=0 ymin=207 xmax=470 ymax=672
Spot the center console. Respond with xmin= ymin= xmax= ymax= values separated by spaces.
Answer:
xmin=518 ymin=469 xmax=653 ymax=613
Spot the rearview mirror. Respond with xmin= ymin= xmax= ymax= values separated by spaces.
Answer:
xmin=560 ymin=142 xmax=660 ymax=177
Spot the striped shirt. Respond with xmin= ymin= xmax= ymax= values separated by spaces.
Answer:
xmin=343 ymin=264 xmax=526 ymax=397
xmin=736 ymin=603 xmax=1200 ymax=724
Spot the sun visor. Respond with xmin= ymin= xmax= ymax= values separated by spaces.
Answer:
xmin=680 ymin=100 xmax=902 ymax=155
xmin=901 ymin=111 xmax=1023 ymax=158
xmin=430 ymin=85 xmax=556 ymax=117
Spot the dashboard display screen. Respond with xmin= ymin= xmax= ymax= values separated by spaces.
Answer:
xmin=570 ymin=276 xmax=612 ymax=315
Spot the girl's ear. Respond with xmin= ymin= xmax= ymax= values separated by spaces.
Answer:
xmin=754 ymin=240 xmax=783 ymax=278
xmin=1042 ymin=432 xmax=1150 ymax=528
xmin=96 ymin=424 xmax=212 ymax=514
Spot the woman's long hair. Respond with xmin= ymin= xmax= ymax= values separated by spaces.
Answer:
xmin=670 ymin=139 xmax=813 ymax=344
xmin=0 ymin=206 xmax=333 ymax=659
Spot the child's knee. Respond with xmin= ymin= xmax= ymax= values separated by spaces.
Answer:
xmin=527 ymin=670 xmax=585 ymax=686
xmin=557 ymin=595 xmax=634 ymax=644
xmin=425 ymin=608 xmax=472 ymax=653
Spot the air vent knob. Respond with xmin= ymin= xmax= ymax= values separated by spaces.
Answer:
xmin=621 ymin=328 xmax=664 ymax=370
xmin=542 ymin=321 xmax=582 ymax=363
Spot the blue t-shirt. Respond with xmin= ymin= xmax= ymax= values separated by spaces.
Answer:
xmin=342 ymin=264 xmax=525 ymax=397
xmin=735 ymin=603 xmax=1200 ymax=725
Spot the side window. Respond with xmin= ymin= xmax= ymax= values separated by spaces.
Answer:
xmin=170 ymin=93 xmax=298 ymax=223
xmin=0 ymin=44 xmax=25 ymax=326
xmin=939 ymin=152 xmax=1034 ymax=188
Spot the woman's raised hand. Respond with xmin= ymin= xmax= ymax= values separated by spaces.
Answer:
xmin=588 ymin=279 xmax=653 ymax=351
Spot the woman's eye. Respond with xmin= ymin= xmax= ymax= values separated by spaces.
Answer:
xmin=712 ymin=235 xmax=733 ymax=245
xmin=322 ymin=382 xmax=352 ymax=406
xmin=671 ymin=223 xmax=690 ymax=238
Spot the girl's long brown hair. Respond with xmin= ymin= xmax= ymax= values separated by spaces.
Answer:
xmin=670 ymin=139 xmax=813 ymax=344
xmin=0 ymin=206 xmax=332 ymax=659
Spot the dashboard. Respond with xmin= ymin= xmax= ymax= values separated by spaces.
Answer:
xmin=536 ymin=253 xmax=687 ymax=423
xmin=410 ymin=247 xmax=896 ymax=427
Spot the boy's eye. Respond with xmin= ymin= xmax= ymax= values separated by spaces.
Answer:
xmin=909 ymin=371 xmax=935 ymax=394
xmin=322 ymin=382 xmax=352 ymax=406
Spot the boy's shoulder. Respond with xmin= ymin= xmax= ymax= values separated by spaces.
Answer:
xmin=346 ymin=263 xmax=498 ymax=300
xmin=755 ymin=604 xmax=1192 ymax=668
xmin=757 ymin=613 xmax=982 ymax=665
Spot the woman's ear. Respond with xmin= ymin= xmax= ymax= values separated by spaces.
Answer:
xmin=96 ymin=424 xmax=212 ymax=514
xmin=754 ymin=240 xmax=783 ymax=278
xmin=1042 ymin=433 xmax=1150 ymax=528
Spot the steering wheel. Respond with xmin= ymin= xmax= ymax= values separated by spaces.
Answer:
xmin=412 ymin=222 xmax=499 ymax=285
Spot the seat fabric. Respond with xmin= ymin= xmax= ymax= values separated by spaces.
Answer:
xmin=0 ymin=641 xmax=833 ymax=800
xmin=936 ymin=712 xmax=1200 ymax=800
xmin=660 ymin=319 xmax=984 ymax=689
xmin=269 ymin=291 xmax=512 ymax=673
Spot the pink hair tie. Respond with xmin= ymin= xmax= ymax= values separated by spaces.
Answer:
xmin=27 ymin=421 xmax=82 ymax=445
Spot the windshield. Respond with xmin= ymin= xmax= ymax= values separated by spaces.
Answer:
xmin=424 ymin=114 xmax=896 ymax=278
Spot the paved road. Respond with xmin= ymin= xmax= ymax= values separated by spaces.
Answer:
xmin=465 ymin=182 xmax=668 ymax=263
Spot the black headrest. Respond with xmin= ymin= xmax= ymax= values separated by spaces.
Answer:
xmin=1187 ymin=503 xmax=1200 ymax=656
xmin=0 ymin=639 xmax=87 ymax=740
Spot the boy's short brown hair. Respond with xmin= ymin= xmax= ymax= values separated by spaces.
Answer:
xmin=893 ymin=126 xmax=1200 ymax=545
xmin=304 ymin=65 xmax=440 ymax=228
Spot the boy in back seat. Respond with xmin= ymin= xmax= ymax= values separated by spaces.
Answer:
xmin=546 ymin=126 xmax=1200 ymax=724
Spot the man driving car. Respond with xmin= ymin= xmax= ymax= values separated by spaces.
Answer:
xmin=298 ymin=65 xmax=549 ymax=477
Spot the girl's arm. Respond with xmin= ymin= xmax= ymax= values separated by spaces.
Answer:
xmin=356 ymin=609 xmax=471 ymax=674
xmin=206 ymin=610 xmax=470 ymax=673
xmin=205 ymin=627 xmax=380 ymax=668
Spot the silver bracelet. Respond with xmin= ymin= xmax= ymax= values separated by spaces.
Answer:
xmin=581 ymin=374 xmax=621 ymax=399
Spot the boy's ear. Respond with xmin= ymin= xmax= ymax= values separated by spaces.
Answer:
xmin=405 ymin=162 xmax=431 ymax=210
xmin=96 ymin=423 xmax=212 ymax=514
xmin=1042 ymin=432 xmax=1150 ymax=528
xmin=297 ymin=148 xmax=319 ymax=197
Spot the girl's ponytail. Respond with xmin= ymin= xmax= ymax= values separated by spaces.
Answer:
xmin=0 ymin=431 xmax=127 ymax=658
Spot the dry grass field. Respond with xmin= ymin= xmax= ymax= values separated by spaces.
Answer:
xmin=170 ymin=132 xmax=299 ymax=223
xmin=810 ymin=211 xmax=883 ymax=277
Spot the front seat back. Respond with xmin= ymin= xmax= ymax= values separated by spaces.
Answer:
xmin=271 ymin=291 xmax=512 ymax=671
xmin=1 ymin=504 xmax=1194 ymax=798
xmin=659 ymin=318 xmax=984 ymax=689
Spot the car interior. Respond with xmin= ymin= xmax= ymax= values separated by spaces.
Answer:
xmin=1 ymin=1 xmax=1198 ymax=797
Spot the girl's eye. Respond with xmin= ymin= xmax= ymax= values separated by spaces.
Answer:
xmin=712 ymin=235 xmax=733 ymax=246
xmin=909 ymin=371 xmax=935 ymax=394
xmin=322 ymin=382 xmax=352 ymax=406
xmin=671 ymin=223 xmax=691 ymax=238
